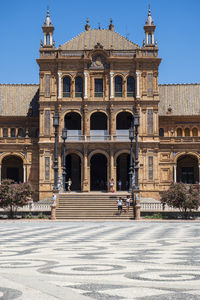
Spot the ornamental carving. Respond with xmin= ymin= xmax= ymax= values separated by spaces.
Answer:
xmin=88 ymin=55 xmax=109 ymax=70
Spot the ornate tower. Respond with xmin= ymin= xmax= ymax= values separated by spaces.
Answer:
xmin=143 ymin=6 xmax=156 ymax=46
xmin=42 ymin=7 xmax=54 ymax=47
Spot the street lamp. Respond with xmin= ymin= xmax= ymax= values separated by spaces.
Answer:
xmin=129 ymin=107 xmax=140 ymax=219
xmin=129 ymin=120 xmax=134 ymax=217
xmin=134 ymin=108 xmax=140 ymax=191
xmin=61 ymin=128 xmax=67 ymax=191
xmin=53 ymin=111 xmax=59 ymax=191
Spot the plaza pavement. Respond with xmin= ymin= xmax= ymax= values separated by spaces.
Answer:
xmin=1 ymin=220 xmax=200 ymax=299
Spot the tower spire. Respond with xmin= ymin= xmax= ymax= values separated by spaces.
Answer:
xmin=42 ymin=7 xmax=54 ymax=47
xmin=143 ymin=5 xmax=156 ymax=46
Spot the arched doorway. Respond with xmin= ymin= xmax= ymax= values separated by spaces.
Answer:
xmin=177 ymin=155 xmax=199 ymax=184
xmin=2 ymin=155 xmax=23 ymax=182
xmin=65 ymin=154 xmax=81 ymax=191
xmin=90 ymin=154 xmax=107 ymax=191
xmin=117 ymin=153 xmax=130 ymax=190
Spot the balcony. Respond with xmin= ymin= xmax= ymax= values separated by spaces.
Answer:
xmin=160 ymin=136 xmax=200 ymax=143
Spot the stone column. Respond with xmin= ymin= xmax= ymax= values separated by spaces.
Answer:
xmin=82 ymin=147 xmax=89 ymax=192
xmin=83 ymin=105 xmax=89 ymax=137
xmin=50 ymin=32 xmax=53 ymax=46
xmin=58 ymin=72 xmax=62 ymax=99
xmin=23 ymin=165 xmax=27 ymax=183
xmin=0 ymin=165 xmax=1 ymax=184
xmin=110 ymin=149 xmax=115 ymax=191
xmin=84 ymin=71 xmax=88 ymax=99
xmin=110 ymin=72 xmax=114 ymax=99
xmin=199 ymin=165 xmax=200 ymax=184
xmin=110 ymin=104 xmax=115 ymax=138
xmin=136 ymin=71 xmax=140 ymax=99
xmin=174 ymin=165 xmax=177 ymax=183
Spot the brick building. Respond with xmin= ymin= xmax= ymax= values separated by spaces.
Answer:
xmin=0 ymin=8 xmax=200 ymax=205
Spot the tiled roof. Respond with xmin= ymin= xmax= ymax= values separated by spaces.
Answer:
xmin=60 ymin=29 xmax=139 ymax=51
xmin=0 ymin=84 xmax=39 ymax=116
xmin=158 ymin=84 xmax=200 ymax=116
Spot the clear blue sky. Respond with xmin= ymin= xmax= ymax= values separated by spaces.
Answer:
xmin=0 ymin=0 xmax=199 ymax=84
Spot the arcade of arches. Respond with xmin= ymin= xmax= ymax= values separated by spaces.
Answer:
xmin=1 ymin=155 xmax=24 ymax=183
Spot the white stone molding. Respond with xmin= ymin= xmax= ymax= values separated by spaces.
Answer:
xmin=136 ymin=71 xmax=140 ymax=99
xmin=58 ymin=72 xmax=62 ymax=99
xmin=84 ymin=71 xmax=88 ymax=99
xmin=110 ymin=72 xmax=114 ymax=99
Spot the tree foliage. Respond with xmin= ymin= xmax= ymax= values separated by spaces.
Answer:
xmin=0 ymin=179 xmax=33 ymax=218
xmin=161 ymin=182 xmax=200 ymax=218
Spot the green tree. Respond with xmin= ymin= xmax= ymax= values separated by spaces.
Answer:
xmin=0 ymin=179 xmax=33 ymax=218
xmin=161 ymin=182 xmax=200 ymax=218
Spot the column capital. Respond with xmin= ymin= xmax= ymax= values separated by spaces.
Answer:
xmin=84 ymin=71 xmax=88 ymax=77
xmin=58 ymin=72 xmax=62 ymax=77
xmin=136 ymin=71 xmax=140 ymax=77
xmin=110 ymin=71 xmax=114 ymax=77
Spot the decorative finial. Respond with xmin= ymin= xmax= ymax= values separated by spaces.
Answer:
xmin=145 ymin=4 xmax=154 ymax=25
xmin=109 ymin=18 xmax=114 ymax=31
xmin=44 ymin=6 xmax=52 ymax=26
xmin=85 ymin=18 xmax=90 ymax=31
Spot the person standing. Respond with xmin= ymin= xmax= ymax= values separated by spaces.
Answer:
xmin=110 ymin=178 xmax=114 ymax=193
xmin=66 ymin=178 xmax=72 ymax=192
xmin=125 ymin=195 xmax=131 ymax=213
xmin=118 ymin=179 xmax=122 ymax=191
xmin=117 ymin=197 xmax=123 ymax=215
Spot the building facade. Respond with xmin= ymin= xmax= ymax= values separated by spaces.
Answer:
xmin=0 ymin=8 xmax=200 ymax=202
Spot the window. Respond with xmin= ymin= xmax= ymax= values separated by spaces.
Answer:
xmin=127 ymin=76 xmax=135 ymax=97
xmin=63 ymin=77 xmax=71 ymax=97
xmin=18 ymin=128 xmax=24 ymax=137
xmin=3 ymin=128 xmax=8 ymax=138
xmin=95 ymin=79 xmax=103 ymax=97
xmin=45 ymin=74 xmax=51 ymax=97
xmin=75 ymin=77 xmax=83 ymax=97
xmin=177 ymin=128 xmax=182 ymax=137
xmin=185 ymin=128 xmax=190 ymax=137
xmin=11 ymin=128 xmax=16 ymax=138
xmin=115 ymin=76 xmax=122 ymax=97
xmin=192 ymin=128 xmax=198 ymax=137
xmin=159 ymin=128 xmax=164 ymax=137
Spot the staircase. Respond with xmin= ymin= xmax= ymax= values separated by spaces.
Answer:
xmin=55 ymin=192 xmax=134 ymax=220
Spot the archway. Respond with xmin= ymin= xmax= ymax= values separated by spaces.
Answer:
xmin=65 ymin=154 xmax=81 ymax=191
xmin=177 ymin=155 xmax=199 ymax=184
xmin=116 ymin=153 xmax=130 ymax=190
xmin=116 ymin=112 xmax=132 ymax=129
xmin=2 ymin=155 xmax=23 ymax=182
xmin=90 ymin=154 xmax=107 ymax=191
xmin=64 ymin=112 xmax=81 ymax=140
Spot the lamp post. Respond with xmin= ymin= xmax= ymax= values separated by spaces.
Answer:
xmin=134 ymin=108 xmax=140 ymax=191
xmin=53 ymin=111 xmax=59 ymax=191
xmin=61 ymin=128 xmax=67 ymax=191
xmin=129 ymin=121 xmax=134 ymax=218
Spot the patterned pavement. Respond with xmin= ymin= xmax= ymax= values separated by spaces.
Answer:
xmin=1 ymin=221 xmax=200 ymax=299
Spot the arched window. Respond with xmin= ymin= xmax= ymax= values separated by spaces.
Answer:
xmin=177 ymin=128 xmax=182 ymax=137
xmin=11 ymin=128 xmax=16 ymax=138
xmin=192 ymin=128 xmax=198 ymax=137
xmin=63 ymin=77 xmax=71 ymax=97
xmin=115 ymin=76 xmax=122 ymax=97
xmin=18 ymin=128 xmax=24 ymax=137
xmin=3 ymin=128 xmax=8 ymax=138
xmin=127 ymin=76 xmax=135 ymax=97
xmin=159 ymin=128 xmax=164 ymax=137
xmin=75 ymin=77 xmax=83 ymax=98
xmin=185 ymin=128 xmax=190 ymax=137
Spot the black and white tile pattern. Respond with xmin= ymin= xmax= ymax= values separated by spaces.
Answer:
xmin=0 ymin=221 xmax=200 ymax=299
